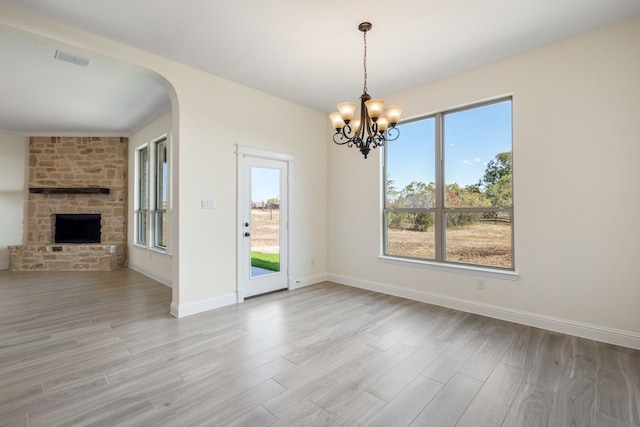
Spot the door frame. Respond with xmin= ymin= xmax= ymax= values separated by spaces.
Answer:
xmin=236 ymin=145 xmax=293 ymax=302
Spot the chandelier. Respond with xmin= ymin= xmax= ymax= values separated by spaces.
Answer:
xmin=329 ymin=22 xmax=403 ymax=159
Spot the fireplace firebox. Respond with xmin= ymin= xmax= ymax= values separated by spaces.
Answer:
xmin=54 ymin=214 xmax=101 ymax=243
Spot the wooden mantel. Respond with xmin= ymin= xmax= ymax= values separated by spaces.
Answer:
xmin=29 ymin=187 xmax=110 ymax=195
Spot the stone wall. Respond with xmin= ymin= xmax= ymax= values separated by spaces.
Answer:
xmin=9 ymin=136 xmax=128 ymax=271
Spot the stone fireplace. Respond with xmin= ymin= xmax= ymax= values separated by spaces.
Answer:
xmin=9 ymin=137 xmax=128 ymax=271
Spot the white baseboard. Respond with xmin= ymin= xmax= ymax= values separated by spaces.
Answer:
xmin=0 ymin=262 xmax=9 ymax=270
xmin=170 ymin=273 xmax=327 ymax=318
xmin=127 ymin=262 xmax=172 ymax=288
xmin=289 ymin=273 xmax=328 ymax=290
xmin=170 ymin=292 xmax=237 ymax=318
xmin=328 ymin=273 xmax=640 ymax=350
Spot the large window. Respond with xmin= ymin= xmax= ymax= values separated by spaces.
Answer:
xmin=384 ymin=98 xmax=513 ymax=269
xmin=135 ymin=135 xmax=169 ymax=251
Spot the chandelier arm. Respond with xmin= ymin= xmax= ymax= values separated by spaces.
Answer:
xmin=332 ymin=133 xmax=348 ymax=146
xmin=369 ymin=119 xmax=380 ymax=138
xmin=332 ymin=129 xmax=354 ymax=146
xmin=370 ymin=133 xmax=384 ymax=149
xmin=333 ymin=126 xmax=367 ymax=149
xmin=385 ymin=127 xmax=400 ymax=142
xmin=359 ymin=92 xmax=372 ymax=140
xmin=344 ymin=122 xmax=363 ymax=143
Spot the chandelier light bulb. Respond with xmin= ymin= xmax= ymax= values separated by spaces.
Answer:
xmin=350 ymin=117 xmax=362 ymax=134
xmin=384 ymin=106 xmax=403 ymax=125
xmin=377 ymin=116 xmax=389 ymax=132
xmin=329 ymin=112 xmax=346 ymax=129
xmin=337 ymin=102 xmax=357 ymax=122
xmin=364 ymin=99 xmax=385 ymax=120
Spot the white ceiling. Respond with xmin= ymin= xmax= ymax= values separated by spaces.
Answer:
xmin=1 ymin=0 xmax=639 ymax=136
xmin=0 ymin=29 xmax=170 ymax=136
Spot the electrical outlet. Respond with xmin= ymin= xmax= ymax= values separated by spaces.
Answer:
xmin=477 ymin=279 xmax=486 ymax=290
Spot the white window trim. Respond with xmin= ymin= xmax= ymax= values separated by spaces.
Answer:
xmin=151 ymin=136 xmax=168 ymax=251
xmin=378 ymin=255 xmax=519 ymax=280
xmin=134 ymin=144 xmax=149 ymax=247
xmin=134 ymin=134 xmax=171 ymax=253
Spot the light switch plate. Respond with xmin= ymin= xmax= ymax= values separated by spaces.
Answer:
xmin=201 ymin=199 xmax=216 ymax=209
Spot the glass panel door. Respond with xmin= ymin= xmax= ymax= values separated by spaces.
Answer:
xmin=240 ymin=154 xmax=288 ymax=298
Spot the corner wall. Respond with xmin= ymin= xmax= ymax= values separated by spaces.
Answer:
xmin=127 ymin=111 xmax=173 ymax=286
xmin=328 ymin=17 xmax=640 ymax=348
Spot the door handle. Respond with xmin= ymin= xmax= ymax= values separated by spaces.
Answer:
xmin=244 ymin=232 xmax=251 ymax=237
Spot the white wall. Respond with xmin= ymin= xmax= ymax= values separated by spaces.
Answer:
xmin=0 ymin=133 xmax=27 ymax=268
xmin=328 ymin=17 xmax=640 ymax=348
xmin=127 ymin=111 xmax=173 ymax=286
xmin=0 ymin=5 xmax=328 ymax=313
xmin=171 ymin=73 xmax=328 ymax=310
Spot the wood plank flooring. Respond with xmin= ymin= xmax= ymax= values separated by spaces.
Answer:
xmin=1 ymin=268 xmax=639 ymax=426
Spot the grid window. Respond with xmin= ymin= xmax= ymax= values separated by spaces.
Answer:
xmin=384 ymin=98 xmax=513 ymax=269
xmin=135 ymin=146 xmax=149 ymax=245
xmin=135 ymin=136 xmax=169 ymax=251
xmin=153 ymin=138 xmax=168 ymax=249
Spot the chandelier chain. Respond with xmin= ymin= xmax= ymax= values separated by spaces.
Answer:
xmin=362 ymin=30 xmax=368 ymax=94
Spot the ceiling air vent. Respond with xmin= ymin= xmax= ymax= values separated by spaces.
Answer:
xmin=54 ymin=50 xmax=92 ymax=68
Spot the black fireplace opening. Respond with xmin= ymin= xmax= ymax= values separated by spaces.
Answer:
xmin=54 ymin=214 xmax=101 ymax=243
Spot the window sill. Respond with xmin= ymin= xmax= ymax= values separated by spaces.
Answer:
xmin=378 ymin=255 xmax=519 ymax=280
xmin=132 ymin=243 xmax=170 ymax=256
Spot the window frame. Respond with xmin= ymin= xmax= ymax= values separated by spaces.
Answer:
xmin=134 ymin=135 xmax=170 ymax=253
xmin=382 ymin=97 xmax=515 ymax=273
xmin=135 ymin=145 xmax=149 ymax=246
xmin=152 ymin=137 xmax=168 ymax=250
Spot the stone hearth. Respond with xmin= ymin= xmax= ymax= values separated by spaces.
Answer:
xmin=9 ymin=244 xmax=125 ymax=271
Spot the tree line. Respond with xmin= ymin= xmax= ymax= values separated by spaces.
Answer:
xmin=387 ymin=152 xmax=512 ymax=231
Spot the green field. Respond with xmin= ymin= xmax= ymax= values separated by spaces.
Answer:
xmin=251 ymin=251 xmax=280 ymax=272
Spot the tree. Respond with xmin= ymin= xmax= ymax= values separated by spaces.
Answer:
xmin=478 ymin=151 xmax=512 ymax=207
xmin=481 ymin=152 xmax=512 ymax=188
xmin=445 ymin=183 xmax=488 ymax=226
xmin=386 ymin=181 xmax=436 ymax=231
xmin=266 ymin=198 xmax=279 ymax=209
xmin=386 ymin=178 xmax=399 ymax=205
xmin=399 ymin=181 xmax=435 ymax=209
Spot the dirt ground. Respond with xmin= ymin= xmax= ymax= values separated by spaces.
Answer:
xmin=387 ymin=222 xmax=512 ymax=268
xmin=251 ymin=209 xmax=280 ymax=254
xmin=251 ymin=209 xmax=512 ymax=267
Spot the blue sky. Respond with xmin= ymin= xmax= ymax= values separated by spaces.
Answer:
xmin=251 ymin=167 xmax=280 ymax=204
xmin=387 ymin=100 xmax=512 ymax=190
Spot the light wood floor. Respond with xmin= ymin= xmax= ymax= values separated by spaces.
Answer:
xmin=1 ymin=269 xmax=639 ymax=427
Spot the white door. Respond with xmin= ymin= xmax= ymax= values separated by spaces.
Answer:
xmin=238 ymin=152 xmax=289 ymax=299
